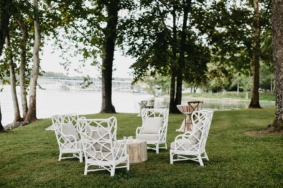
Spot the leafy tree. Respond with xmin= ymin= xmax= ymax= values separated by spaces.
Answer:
xmin=123 ymin=0 xmax=210 ymax=113
xmin=53 ymin=0 xmax=137 ymax=113
xmin=198 ymin=0 xmax=271 ymax=108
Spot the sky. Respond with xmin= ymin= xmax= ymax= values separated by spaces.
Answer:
xmin=40 ymin=44 xmax=135 ymax=78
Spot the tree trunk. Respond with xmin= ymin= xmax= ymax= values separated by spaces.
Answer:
xmin=249 ymin=0 xmax=261 ymax=108
xmin=272 ymin=0 xmax=283 ymax=129
xmin=17 ymin=19 xmax=28 ymax=119
xmin=169 ymin=69 xmax=178 ymax=113
xmin=174 ymin=0 xmax=191 ymax=111
xmin=169 ymin=5 xmax=179 ymax=113
xmin=175 ymin=73 xmax=182 ymax=107
xmin=100 ymin=1 xmax=120 ymax=113
xmin=0 ymin=104 xmax=3 ymax=131
xmin=6 ymin=34 xmax=22 ymax=123
xmin=25 ymin=0 xmax=40 ymax=123
xmin=0 ymin=0 xmax=12 ymax=56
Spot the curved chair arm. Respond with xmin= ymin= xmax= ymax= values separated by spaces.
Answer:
xmin=136 ymin=126 xmax=142 ymax=135
xmin=113 ymin=140 xmax=127 ymax=159
xmin=174 ymin=132 xmax=191 ymax=141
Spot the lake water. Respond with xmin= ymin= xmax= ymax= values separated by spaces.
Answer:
xmin=0 ymin=85 xmax=275 ymax=127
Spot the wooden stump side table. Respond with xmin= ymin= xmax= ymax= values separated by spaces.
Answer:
xmin=126 ymin=139 xmax=148 ymax=163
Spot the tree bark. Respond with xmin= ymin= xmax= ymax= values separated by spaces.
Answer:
xmin=272 ymin=0 xmax=283 ymax=129
xmin=169 ymin=5 xmax=179 ymax=113
xmin=0 ymin=0 xmax=12 ymax=56
xmin=6 ymin=34 xmax=22 ymax=123
xmin=249 ymin=0 xmax=261 ymax=108
xmin=100 ymin=1 xmax=120 ymax=113
xmin=17 ymin=19 xmax=28 ymax=119
xmin=25 ymin=0 xmax=40 ymax=122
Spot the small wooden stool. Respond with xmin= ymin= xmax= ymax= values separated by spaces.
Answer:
xmin=126 ymin=139 xmax=148 ymax=163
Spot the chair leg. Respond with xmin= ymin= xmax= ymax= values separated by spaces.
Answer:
xmin=198 ymin=155 xmax=204 ymax=166
xmin=203 ymin=151 xmax=209 ymax=161
xmin=156 ymin=144 xmax=159 ymax=154
xmin=79 ymin=152 xmax=83 ymax=162
xmin=110 ymin=166 xmax=115 ymax=177
xmin=59 ymin=152 xmax=62 ymax=161
xmin=84 ymin=163 xmax=88 ymax=175
xmin=127 ymin=159 xmax=130 ymax=170
xmin=170 ymin=152 xmax=173 ymax=164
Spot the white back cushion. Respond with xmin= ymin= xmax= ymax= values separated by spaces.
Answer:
xmin=61 ymin=122 xmax=79 ymax=141
xmin=141 ymin=117 xmax=163 ymax=134
xmin=189 ymin=122 xmax=203 ymax=144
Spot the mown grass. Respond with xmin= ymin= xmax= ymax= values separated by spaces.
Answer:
xmin=182 ymin=92 xmax=275 ymax=101
xmin=1 ymin=108 xmax=283 ymax=187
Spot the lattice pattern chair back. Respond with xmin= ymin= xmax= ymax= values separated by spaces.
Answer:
xmin=170 ymin=110 xmax=214 ymax=166
xmin=51 ymin=113 xmax=83 ymax=162
xmin=78 ymin=117 xmax=129 ymax=176
xmin=136 ymin=108 xmax=169 ymax=154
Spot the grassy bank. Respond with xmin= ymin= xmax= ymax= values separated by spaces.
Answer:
xmin=1 ymin=108 xmax=283 ymax=187
xmin=182 ymin=92 xmax=275 ymax=101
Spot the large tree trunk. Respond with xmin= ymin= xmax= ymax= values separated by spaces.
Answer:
xmin=174 ymin=0 xmax=191 ymax=111
xmin=169 ymin=5 xmax=179 ymax=113
xmin=6 ymin=34 xmax=22 ymax=123
xmin=100 ymin=1 xmax=119 ymax=113
xmin=25 ymin=0 xmax=40 ymax=122
xmin=249 ymin=0 xmax=261 ymax=108
xmin=0 ymin=0 xmax=12 ymax=56
xmin=0 ymin=105 xmax=3 ymax=131
xmin=169 ymin=69 xmax=177 ymax=113
xmin=17 ymin=19 xmax=28 ymax=119
xmin=272 ymin=0 xmax=283 ymax=129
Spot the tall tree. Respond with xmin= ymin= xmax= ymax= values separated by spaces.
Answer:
xmin=54 ymin=0 xmax=137 ymax=113
xmin=272 ymin=0 xmax=283 ymax=130
xmin=100 ymin=0 xmax=120 ymax=113
xmin=6 ymin=32 xmax=22 ymax=123
xmin=124 ymin=0 xmax=210 ymax=113
xmin=24 ymin=0 xmax=40 ymax=122
xmin=249 ymin=0 xmax=261 ymax=108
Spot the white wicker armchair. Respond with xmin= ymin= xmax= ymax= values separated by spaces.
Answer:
xmin=136 ymin=108 xmax=169 ymax=154
xmin=170 ymin=110 xmax=214 ymax=166
xmin=51 ymin=113 xmax=83 ymax=162
xmin=78 ymin=117 xmax=129 ymax=176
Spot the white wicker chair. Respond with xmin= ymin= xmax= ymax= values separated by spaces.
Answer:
xmin=78 ymin=117 xmax=129 ymax=176
xmin=136 ymin=108 xmax=169 ymax=154
xmin=51 ymin=113 xmax=83 ymax=162
xmin=170 ymin=110 xmax=214 ymax=166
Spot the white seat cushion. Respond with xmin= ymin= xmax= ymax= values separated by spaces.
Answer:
xmin=141 ymin=117 xmax=163 ymax=134
xmin=136 ymin=134 xmax=159 ymax=141
xmin=170 ymin=139 xmax=198 ymax=151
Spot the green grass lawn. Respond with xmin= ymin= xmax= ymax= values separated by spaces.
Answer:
xmin=1 ymin=108 xmax=283 ymax=187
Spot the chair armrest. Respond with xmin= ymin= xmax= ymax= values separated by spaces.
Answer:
xmin=174 ymin=132 xmax=190 ymax=141
xmin=62 ymin=134 xmax=78 ymax=142
xmin=136 ymin=126 xmax=142 ymax=135
xmin=113 ymin=140 xmax=127 ymax=158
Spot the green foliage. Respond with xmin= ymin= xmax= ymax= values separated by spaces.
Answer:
xmin=0 ymin=108 xmax=283 ymax=187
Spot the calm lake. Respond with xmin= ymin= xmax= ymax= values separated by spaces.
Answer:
xmin=0 ymin=85 xmax=275 ymax=127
